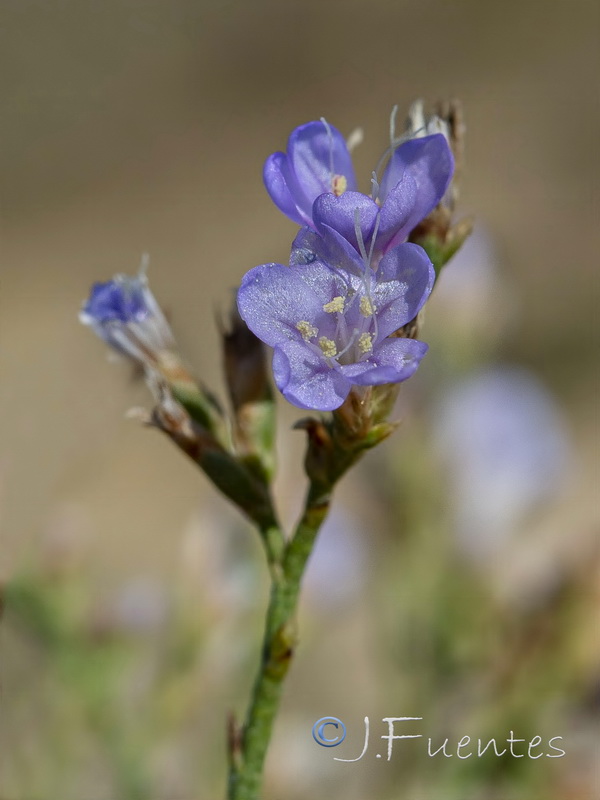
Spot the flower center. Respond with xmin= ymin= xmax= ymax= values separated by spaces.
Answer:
xmin=295 ymin=287 xmax=377 ymax=366
xmin=359 ymin=296 xmax=374 ymax=316
xmin=358 ymin=332 xmax=373 ymax=354
xmin=323 ymin=296 xmax=345 ymax=313
xmin=296 ymin=320 xmax=318 ymax=341
xmin=318 ymin=337 xmax=337 ymax=357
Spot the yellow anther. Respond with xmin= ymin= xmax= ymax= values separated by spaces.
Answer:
xmin=331 ymin=174 xmax=347 ymax=197
xmin=318 ymin=336 xmax=337 ymax=357
xmin=323 ymin=296 xmax=345 ymax=313
xmin=358 ymin=332 xmax=373 ymax=354
xmin=296 ymin=320 xmax=318 ymax=341
xmin=359 ymin=296 xmax=375 ymax=317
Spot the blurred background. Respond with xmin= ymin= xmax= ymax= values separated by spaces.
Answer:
xmin=1 ymin=1 xmax=598 ymax=798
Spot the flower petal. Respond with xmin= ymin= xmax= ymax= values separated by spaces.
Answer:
xmin=295 ymin=261 xmax=351 ymax=311
xmin=288 ymin=120 xmax=357 ymax=209
xmin=237 ymin=263 xmax=323 ymax=347
xmin=379 ymin=133 xmax=454 ymax=245
xmin=373 ymin=243 xmax=435 ymax=337
xmin=376 ymin=171 xmax=418 ymax=251
xmin=339 ymin=338 xmax=428 ymax=385
xmin=83 ymin=278 xmax=147 ymax=323
xmin=237 ymin=262 xmax=345 ymax=347
xmin=273 ymin=341 xmax=351 ymax=410
xmin=310 ymin=224 xmax=369 ymax=276
xmin=313 ymin=191 xmax=379 ymax=257
xmin=289 ymin=226 xmax=360 ymax=277
xmin=263 ymin=152 xmax=310 ymax=227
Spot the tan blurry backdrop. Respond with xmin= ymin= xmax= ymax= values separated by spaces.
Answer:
xmin=1 ymin=0 xmax=598 ymax=575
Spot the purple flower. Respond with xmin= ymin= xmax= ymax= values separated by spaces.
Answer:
xmin=237 ymin=243 xmax=434 ymax=411
xmin=263 ymin=114 xmax=454 ymax=263
xmin=263 ymin=120 xmax=358 ymax=228
xmin=79 ymin=263 xmax=175 ymax=369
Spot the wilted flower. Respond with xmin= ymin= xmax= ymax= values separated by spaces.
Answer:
xmin=237 ymin=243 xmax=433 ymax=411
xmin=79 ymin=260 xmax=176 ymax=372
xmin=81 ymin=261 xmax=228 ymax=439
xmin=263 ymin=114 xmax=454 ymax=264
xmin=221 ymin=303 xmax=272 ymax=412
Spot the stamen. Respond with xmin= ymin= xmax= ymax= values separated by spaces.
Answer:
xmin=389 ymin=104 xmax=399 ymax=147
xmin=318 ymin=336 xmax=337 ymax=357
xmin=360 ymin=296 xmax=375 ymax=317
xmin=407 ymin=99 xmax=426 ymax=136
xmin=346 ymin=127 xmax=363 ymax=152
xmin=358 ymin=332 xmax=373 ymax=354
xmin=371 ymin=170 xmax=380 ymax=202
xmin=367 ymin=212 xmax=381 ymax=269
xmin=335 ymin=328 xmax=360 ymax=360
xmin=373 ymin=105 xmax=418 ymax=182
xmin=351 ymin=216 xmax=378 ymax=348
xmin=320 ymin=116 xmax=335 ymax=179
xmin=138 ymin=252 xmax=150 ymax=278
xmin=296 ymin=320 xmax=318 ymax=341
xmin=323 ymin=296 xmax=345 ymax=313
xmin=354 ymin=208 xmax=369 ymax=265
xmin=331 ymin=174 xmax=347 ymax=196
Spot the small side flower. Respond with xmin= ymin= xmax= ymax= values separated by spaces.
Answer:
xmin=79 ymin=260 xmax=175 ymax=372
xmin=80 ymin=260 xmax=225 ymax=437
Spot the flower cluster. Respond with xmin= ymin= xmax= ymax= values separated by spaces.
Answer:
xmin=237 ymin=110 xmax=454 ymax=410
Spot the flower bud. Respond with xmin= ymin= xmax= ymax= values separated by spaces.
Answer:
xmin=80 ymin=261 xmax=176 ymax=372
xmin=80 ymin=261 xmax=226 ymax=438
xmin=406 ymin=99 xmax=473 ymax=275
xmin=221 ymin=303 xmax=276 ymax=481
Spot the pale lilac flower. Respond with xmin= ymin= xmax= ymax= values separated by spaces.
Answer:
xmin=237 ymin=243 xmax=434 ymax=411
xmin=434 ymin=366 xmax=572 ymax=561
xmin=79 ymin=261 xmax=175 ymax=370
xmin=263 ymin=115 xmax=454 ymax=263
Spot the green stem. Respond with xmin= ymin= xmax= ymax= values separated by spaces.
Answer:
xmin=225 ymin=390 xmax=384 ymax=798
xmin=226 ymin=487 xmax=330 ymax=800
